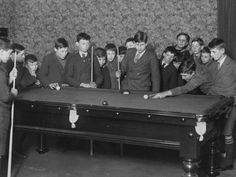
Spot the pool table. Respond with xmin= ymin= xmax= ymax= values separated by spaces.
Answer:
xmin=14 ymin=87 xmax=233 ymax=177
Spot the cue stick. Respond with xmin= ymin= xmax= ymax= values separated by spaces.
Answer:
xmin=90 ymin=46 xmax=94 ymax=83
xmin=7 ymin=52 xmax=17 ymax=177
xmin=117 ymin=46 xmax=121 ymax=90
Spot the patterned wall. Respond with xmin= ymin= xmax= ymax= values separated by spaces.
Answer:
xmin=0 ymin=0 xmax=217 ymax=61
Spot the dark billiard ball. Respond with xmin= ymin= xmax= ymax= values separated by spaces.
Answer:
xmin=102 ymin=100 xmax=108 ymax=106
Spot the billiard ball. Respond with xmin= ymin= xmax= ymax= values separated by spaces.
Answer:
xmin=143 ymin=94 xmax=149 ymax=99
xmin=56 ymin=85 xmax=61 ymax=91
xmin=123 ymin=91 xmax=130 ymax=95
xmin=102 ymin=100 xmax=108 ymax=106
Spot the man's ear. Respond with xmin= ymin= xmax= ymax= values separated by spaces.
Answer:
xmin=54 ymin=48 xmax=57 ymax=52
xmin=75 ymin=42 xmax=79 ymax=47
xmin=221 ymin=48 xmax=225 ymax=54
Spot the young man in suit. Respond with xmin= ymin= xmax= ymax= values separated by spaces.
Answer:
xmin=160 ymin=46 xmax=178 ymax=91
xmin=66 ymin=32 xmax=102 ymax=88
xmin=117 ymin=31 xmax=160 ymax=92
xmin=39 ymin=38 xmax=72 ymax=89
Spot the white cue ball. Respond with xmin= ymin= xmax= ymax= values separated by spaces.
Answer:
xmin=56 ymin=85 xmax=60 ymax=91
xmin=143 ymin=94 xmax=149 ymax=99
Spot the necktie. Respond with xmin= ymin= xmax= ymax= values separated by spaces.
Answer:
xmin=134 ymin=52 xmax=142 ymax=63
xmin=82 ymin=53 xmax=86 ymax=58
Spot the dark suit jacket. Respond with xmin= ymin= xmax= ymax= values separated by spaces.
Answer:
xmin=160 ymin=61 xmax=178 ymax=91
xmin=121 ymin=48 xmax=160 ymax=92
xmin=39 ymin=52 xmax=72 ymax=87
xmin=18 ymin=67 xmax=40 ymax=90
xmin=5 ymin=60 xmax=24 ymax=90
xmin=0 ymin=64 xmax=12 ymax=155
xmin=100 ymin=65 xmax=111 ymax=89
xmin=65 ymin=52 xmax=103 ymax=87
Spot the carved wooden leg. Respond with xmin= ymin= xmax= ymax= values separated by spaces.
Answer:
xmin=207 ymin=138 xmax=220 ymax=176
xmin=36 ymin=134 xmax=48 ymax=154
xmin=182 ymin=158 xmax=199 ymax=177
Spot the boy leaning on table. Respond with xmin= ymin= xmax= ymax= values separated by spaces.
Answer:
xmin=153 ymin=38 xmax=236 ymax=171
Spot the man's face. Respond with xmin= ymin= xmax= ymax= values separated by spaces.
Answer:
xmin=55 ymin=47 xmax=68 ymax=59
xmin=26 ymin=60 xmax=38 ymax=72
xmin=163 ymin=51 xmax=175 ymax=64
xmin=191 ymin=42 xmax=202 ymax=55
xmin=106 ymin=50 xmax=116 ymax=62
xmin=177 ymin=35 xmax=188 ymax=49
xmin=76 ymin=39 xmax=90 ymax=53
xmin=97 ymin=56 xmax=106 ymax=67
xmin=126 ymin=41 xmax=135 ymax=49
xmin=11 ymin=50 xmax=25 ymax=62
xmin=210 ymin=47 xmax=224 ymax=61
xmin=181 ymin=72 xmax=195 ymax=82
xmin=0 ymin=49 xmax=12 ymax=63
xmin=135 ymin=42 xmax=147 ymax=53
xmin=201 ymin=53 xmax=211 ymax=64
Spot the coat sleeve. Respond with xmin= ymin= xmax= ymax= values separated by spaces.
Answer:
xmin=39 ymin=56 xmax=51 ymax=87
xmin=15 ymin=63 xmax=24 ymax=89
xmin=150 ymin=54 xmax=161 ymax=92
xmin=18 ymin=68 xmax=37 ymax=90
xmin=103 ymin=67 xmax=111 ymax=89
xmin=93 ymin=56 xmax=103 ymax=87
xmin=0 ymin=72 xmax=13 ymax=103
xmin=65 ymin=57 xmax=81 ymax=87
xmin=171 ymin=72 xmax=206 ymax=95
xmin=168 ymin=66 xmax=178 ymax=89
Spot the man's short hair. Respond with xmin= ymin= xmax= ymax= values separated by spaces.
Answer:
xmin=176 ymin=32 xmax=190 ymax=43
xmin=76 ymin=32 xmax=91 ymax=42
xmin=55 ymin=38 xmax=69 ymax=49
xmin=208 ymin=38 xmax=225 ymax=50
xmin=163 ymin=46 xmax=177 ymax=56
xmin=105 ymin=43 xmax=117 ymax=54
xmin=134 ymin=31 xmax=148 ymax=43
xmin=191 ymin=37 xmax=204 ymax=46
xmin=11 ymin=43 xmax=25 ymax=53
xmin=95 ymin=47 xmax=106 ymax=58
xmin=25 ymin=54 xmax=38 ymax=63
xmin=118 ymin=46 xmax=127 ymax=55
xmin=125 ymin=37 xmax=134 ymax=44
xmin=201 ymin=47 xmax=211 ymax=54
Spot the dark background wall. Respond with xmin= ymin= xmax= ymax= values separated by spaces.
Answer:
xmin=218 ymin=0 xmax=236 ymax=60
xmin=0 ymin=0 xmax=217 ymax=61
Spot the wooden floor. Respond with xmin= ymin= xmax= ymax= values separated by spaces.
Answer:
xmin=1 ymin=135 xmax=236 ymax=177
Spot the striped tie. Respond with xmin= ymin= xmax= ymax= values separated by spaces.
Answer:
xmin=134 ymin=52 xmax=142 ymax=63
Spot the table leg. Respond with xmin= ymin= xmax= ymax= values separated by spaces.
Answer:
xmin=206 ymin=138 xmax=220 ymax=177
xmin=36 ymin=134 xmax=48 ymax=154
xmin=120 ymin=143 xmax=124 ymax=156
xmin=90 ymin=139 xmax=94 ymax=156
xmin=182 ymin=158 xmax=199 ymax=177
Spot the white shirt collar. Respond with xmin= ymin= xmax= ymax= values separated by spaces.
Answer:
xmin=161 ymin=61 xmax=169 ymax=68
xmin=79 ymin=51 xmax=88 ymax=57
